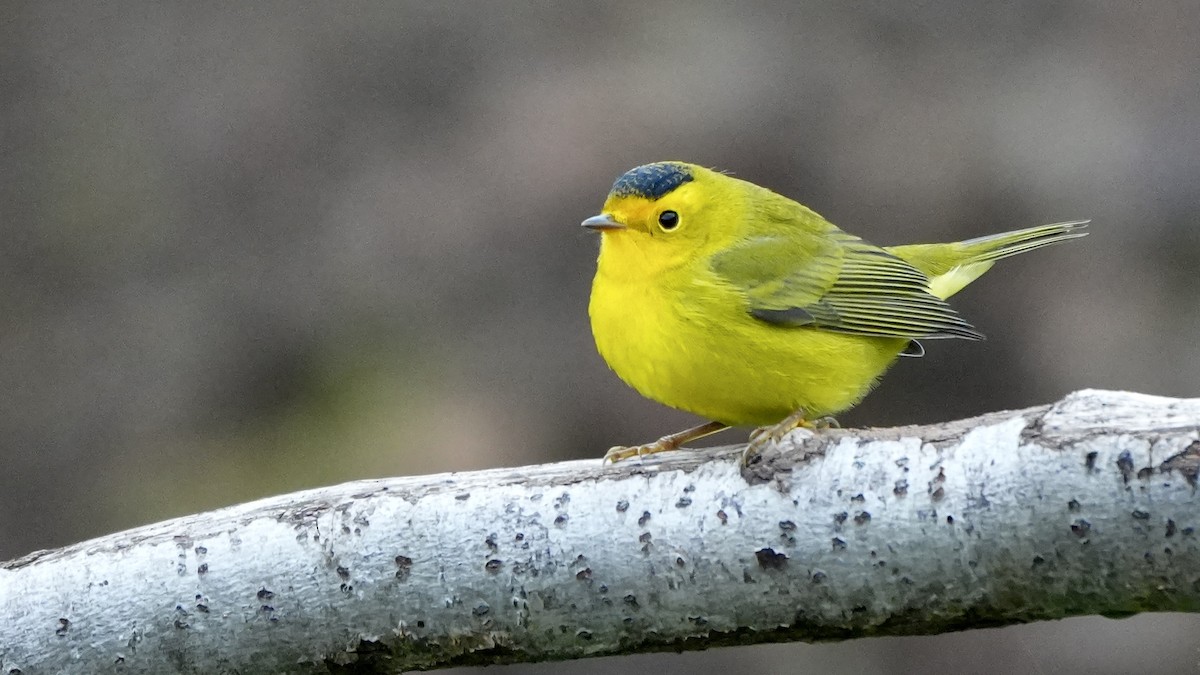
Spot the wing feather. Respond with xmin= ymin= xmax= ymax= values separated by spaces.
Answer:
xmin=711 ymin=230 xmax=983 ymax=340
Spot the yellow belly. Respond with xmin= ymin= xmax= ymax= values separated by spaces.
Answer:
xmin=589 ymin=262 xmax=905 ymax=427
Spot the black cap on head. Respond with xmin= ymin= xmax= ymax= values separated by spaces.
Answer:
xmin=610 ymin=163 xmax=694 ymax=200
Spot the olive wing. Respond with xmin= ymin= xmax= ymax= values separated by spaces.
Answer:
xmin=709 ymin=231 xmax=983 ymax=340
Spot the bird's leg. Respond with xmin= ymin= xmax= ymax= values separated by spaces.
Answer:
xmin=603 ymin=421 xmax=729 ymax=464
xmin=743 ymin=409 xmax=837 ymax=466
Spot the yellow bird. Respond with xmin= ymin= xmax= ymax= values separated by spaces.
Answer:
xmin=582 ymin=161 xmax=1087 ymax=464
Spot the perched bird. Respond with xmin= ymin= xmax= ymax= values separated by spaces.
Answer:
xmin=582 ymin=161 xmax=1087 ymax=464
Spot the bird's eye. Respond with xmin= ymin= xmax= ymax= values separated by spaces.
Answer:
xmin=657 ymin=210 xmax=680 ymax=231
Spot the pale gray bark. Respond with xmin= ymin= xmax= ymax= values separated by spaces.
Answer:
xmin=2 ymin=389 xmax=1198 ymax=674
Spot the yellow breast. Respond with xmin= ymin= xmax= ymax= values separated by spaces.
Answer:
xmin=588 ymin=232 xmax=905 ymax=427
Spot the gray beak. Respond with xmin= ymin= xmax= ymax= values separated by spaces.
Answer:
xmin=581 ymin=214 xmax=625 ymax=231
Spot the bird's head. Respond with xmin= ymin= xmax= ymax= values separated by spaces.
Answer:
xmin=581 ymin=162 xmax=739 ymax=270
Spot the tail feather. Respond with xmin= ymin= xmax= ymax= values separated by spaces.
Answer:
xmin=887 ymin=220 xmax=1089 ymax=300
xmin=955 ymin=220 xmax=1090 ymax=264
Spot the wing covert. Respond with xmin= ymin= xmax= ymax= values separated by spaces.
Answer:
xmin=710 ymin=231 xmax=983 ymax=340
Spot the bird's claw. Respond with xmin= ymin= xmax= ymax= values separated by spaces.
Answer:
xmin=603 ymin=441 xmax=670 ymax=464
xmin=602 ymin=421 xmax=729 ymax=465
xmin=741 ymin=412 xmax=835 ymax=466
xmin=811 ymin=416 xmax=840 ymax=429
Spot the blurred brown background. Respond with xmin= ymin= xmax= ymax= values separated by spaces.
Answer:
xmin=2 ymin=2 xmax=1198 ymax=673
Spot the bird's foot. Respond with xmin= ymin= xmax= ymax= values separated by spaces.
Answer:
xmin=742 ymin=410 xmax=834 ymax=466
xmin=603 ymin=420 xmax=730 ymax=465
xmin=811 ymin=416 xmax=840 ymax=429
xmin=603 ymin=439 xmax=676 ymax=464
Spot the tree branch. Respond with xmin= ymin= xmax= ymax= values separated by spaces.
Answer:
xmin=2 ymin=389 xmax=1198 ymax=673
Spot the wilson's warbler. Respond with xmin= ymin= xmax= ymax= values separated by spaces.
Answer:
xmin=582 ymin=161 xmax=1087 ymax=464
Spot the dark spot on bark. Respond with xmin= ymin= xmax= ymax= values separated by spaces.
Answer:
xmin=689 ymin=615 xmax=708 ymax=626
xmin=1131 ymin=509 xmax=1151 ymax=520
xmin=1184 ymin=527 xmax=1196 ymax=536
xmin=676 ymin=496 xmax=692 ymax=508
xmin=196 ymin=604 xmax=209 ymax=613
xmin=1117 ymin=451 xmax=1135 ymax=483
xmin=484 ymin=559 xmax=503 ymax=573
xmin=833 ymin=512 xmax=848 ymax=525
xmin=575 ymin=567 xmax=592 ymax=581
xmin=455 ymin=493 xmax=470 ymax=501
xmin=854 ymin=511 xmax=871 ymax=525
xmin=743 ymin=569 xmax=755 ymax=583
xmin=1071 ymin=519 xmax=1092 ymax=537
xmin=473 ymin=603 xmax=490 ymax=616
xmin=174 ymin=618 xmax=188 ymax=629
xmin=638 ymin=511 xmax=651 ymax=527
xmin=515 ymin=532 xmax=524 ymax=541
xmin=1068 ymin=499 xmax=1081 ymax=512
xmin=684 ymin=483 xmax=696 ymax=492
xmin=336 ymin=565 xmax=350 ymax=579
xmin=616 ymin=500 xmax=629 ymax=512
xmin=779 ymin=520 xmax=796 ymax=531
xmin=946 ymin=515 xmax=955 ymax=525
xmin=485 ymin=533 xmax=499 ymax=551
xmin=256 ymin=588 xmax=275 ymax=601
xmin=194 ymin=546 xmax=207 ymax=556
xmin=598 ymin=584 xmax=608 ymax=593
xmin=55 ymin=618 xmax=70 ymax=636
xmin=1166 ymin=519 xmax=1177 ymax=537
xmin=639 ymin=532 xmax=652 ymax=543
xmin=1137 ymin=467 xmax=1153 ymax=480
xmin=554 ymin=514 xmax=569 ymax=527
xmin=1085 ymin=451 xmax=1098 ymax=470
xmin=1032 ymin=555 xmax=1045 ymax=567
xmin=197 ymin=563 xmax=208 ymax=575
xmin=755 ymin=548 xmax=788 ymax=569
xmin=1160 ymin=442 xmax=1200 ymax=486
xmin=850 ymin=493 xmax=865 ymax=503
xmin=624 ymin=594 xmax=639 ymax=608
xmin=395 ymin=555 xmax=413 ymax=581
xmin=717 ymin=509 xmax=728 ymax=524
xmin=832 ymin=537 xmax=847 ymax=551
xmin=416 ymin=620 xmax=425 ymax=628
xmin=894 ymin=479 xmax=909 ymax=496
xmin=576 ymin=629 xmax=592 ymax=640
xmin=811 ymin=570 xmax=827 ymax=583
xmin=931 ymin=487 xmax=945 ymax=501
